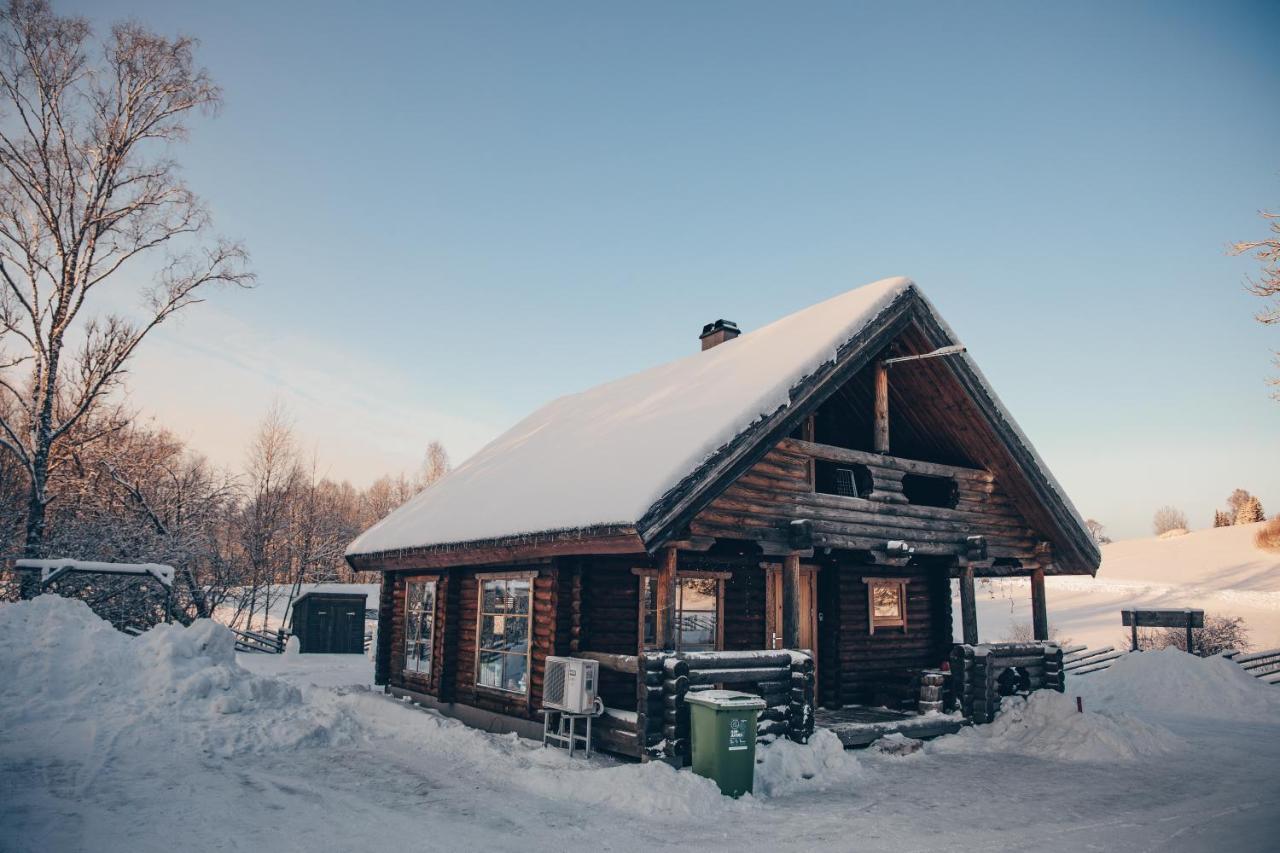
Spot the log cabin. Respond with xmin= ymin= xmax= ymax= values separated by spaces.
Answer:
xmin=345 ymin=277 xmax=1100 ymax=758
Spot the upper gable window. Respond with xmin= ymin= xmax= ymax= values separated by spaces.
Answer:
xmin=901 ymin=473 xmax=958 ymax=509
xmin=815 ymin=460 xmax=872 ymax=499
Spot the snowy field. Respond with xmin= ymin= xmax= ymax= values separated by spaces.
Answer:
xmin=3 ymin=596 xmax=1280 ymax=852
xmin=961 ymin=522 xmax=1280 ymax=650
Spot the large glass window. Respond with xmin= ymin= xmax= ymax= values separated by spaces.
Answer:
xmin=404 ymin=579 xmax=436 ymax=677
xmin=477 ymin=577 xmax=531 ymax=694
xmin=640 ymin=575 xmax=721 ymax=652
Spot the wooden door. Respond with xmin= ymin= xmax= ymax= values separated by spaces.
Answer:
xmin=766 ymin=567 xmax=818 ymax=653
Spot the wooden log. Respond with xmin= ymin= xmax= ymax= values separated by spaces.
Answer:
xmin=874 ymin=361 xmax=890 ymax=453
xmin=959 ymin=562 xmax=978 ymax=645
xmin=783 ymin=552 xmax=801 ymax=650
xmin=686 ymin=666 xmax=791 ymax=686
xmin=662 ymin=658 xmax=690 ymax=677
xmin=663 ymin=675 xmax=690 ymax=695
xmin=576 ymin=650 xmax=639 ymax=674
xmin=1030 ymin=567 xmax=1048 ymax=641
xmin=680 ymin=650 xmax=794 ymax=668
xmin=657 ymin=546 xmax=676 ymax=651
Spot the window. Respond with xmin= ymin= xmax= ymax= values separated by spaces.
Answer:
xmin=901 ymin=473 xmax=958 ymax=508
xmin=640 ymin=575 xmax=723 ymax=652
xmin=865 ymin=578 xmax=907 ymax=634
xmin=815 ymin=460 xmax=872 ymax=499
xmin=477 ymin=577 xmax=531 ymax=695
xmin=404 ymin=579 xmax=437 ymax=677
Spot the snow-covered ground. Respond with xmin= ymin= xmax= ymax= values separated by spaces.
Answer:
xmin=962 ymin=522 xmax=1280 ymax=650
xmin=3 ymin=596 xmax=1279 ymax=852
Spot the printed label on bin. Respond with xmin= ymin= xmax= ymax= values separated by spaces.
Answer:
xmin=728 ymin=717 xmax=750 ymax=751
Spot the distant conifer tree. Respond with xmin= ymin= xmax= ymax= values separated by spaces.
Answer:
xmin=1213 ymin=510 xmax=1232 ymax=528
xmin=1236 ymin=496 xmax=1266 ymax=525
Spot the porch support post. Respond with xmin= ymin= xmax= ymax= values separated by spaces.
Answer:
xmin=657 ymin=546 xmax=677 ymax=651
xmin=874 ymin=361 xmax=890 ymax=454
xmin=782 ymin=552 xmax=801 ymax=650
xmin=1030 ymin=567 xmax=1049 ymax=642
xmin=958 ymin=560 xmax=978 ymax=646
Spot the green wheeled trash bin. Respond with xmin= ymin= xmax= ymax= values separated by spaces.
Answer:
xmin=685 ymin=690 xmax=767 ymax=797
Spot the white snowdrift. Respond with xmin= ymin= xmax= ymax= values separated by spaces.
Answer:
xmin=0 ymin=596 xmax=858 ymax=820
xmin=0 ymin=596 xmax=363 ymax=763
xmin=1073 ymin=647 xmax=1280 ymax=723
xmin=931 ymin=690 xmax=1182 ymax=762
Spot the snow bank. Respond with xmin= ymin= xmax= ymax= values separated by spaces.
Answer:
xmin=1073 ymin=647 xmax=1280 ymax=723
xmin=931 ymin=690 xmax=1182 ymax=762
xmin=754 ymin=729 xmax=864 ymax=796
xmin=2 ymin=597 xmax=863 ymax=821
xmin=0 ymin=596 xmax=362 ymax=763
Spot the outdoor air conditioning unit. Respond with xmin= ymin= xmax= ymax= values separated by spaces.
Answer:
xmin=542 ymin=656 xmax=599 ymax=714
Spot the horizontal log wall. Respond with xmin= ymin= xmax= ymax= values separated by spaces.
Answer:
xmin=451 ymin=565 xmax=557 ymax=721
xmin=826 ymin=560 xmax=954 ymax=711
xmin=578 ymin=557 xmax=645 ymax=712
xmin=690 ymin=437 xmax=1044 ymax=561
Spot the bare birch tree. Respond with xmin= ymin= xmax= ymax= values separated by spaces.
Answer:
xmin=1231 ymin=209 xmax=1280 ymax=396
xmin=0 ymin=0 xmax=251 ymax=564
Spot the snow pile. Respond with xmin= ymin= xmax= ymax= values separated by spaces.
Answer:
xmin=754 ymin=729 xmax=864 ymax=796
xmin=931 ymin=690 xmax=1182 ymax=762
xmin=1157 ymin=528 xmax=1189 ymax=539
xmin=356 ymin=695 xmax=861 ymax=812
xmin=1074 ymin=647 xmax=1280 ymax=723
xmin=0 ymin=596 xmax=361 ymax=762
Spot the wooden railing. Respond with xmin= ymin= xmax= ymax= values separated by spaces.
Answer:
xmin=1225 ymin=648 xmax=1280 ymax=685
xmin=578 ymin=648 xmax=816 ymax=762
xmin=1062 ymin=644 xmax=1125 ymax=675
xmin=231 ymin=626 xmax=287 ymax=654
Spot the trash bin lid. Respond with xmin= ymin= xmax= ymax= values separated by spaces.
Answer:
xmin=683 ymin=689 xmax=767 ymax=711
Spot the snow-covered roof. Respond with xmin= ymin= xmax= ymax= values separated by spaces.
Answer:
xmin=348 ymin=277 xmax=915 ymax=557
xmin=347 ymin=276 xmax=1096 ymax=569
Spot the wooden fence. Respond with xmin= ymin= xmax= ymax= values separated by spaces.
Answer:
xmin=1225 ymin=648 xmax=1280 ymax=685
xmin=1062 ymin=644 xmax=1125 ymax=675
xmin=577 ymin=649 xmax=816 ymax=762
xmin=231 ymin=626 xmax=287 ymax=654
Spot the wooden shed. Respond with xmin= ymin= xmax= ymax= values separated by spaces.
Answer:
xmin=346 ymin=277 xmax=1100 ymax=760
xmin=289 ymin=591 xmax=366 ymax=654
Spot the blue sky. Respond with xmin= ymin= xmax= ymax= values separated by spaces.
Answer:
xmin=66 ymin=1 xmax=1279 ymax=539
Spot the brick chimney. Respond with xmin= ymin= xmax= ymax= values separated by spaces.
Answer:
xmin=699 ymin=319 xmax=740 ymax=351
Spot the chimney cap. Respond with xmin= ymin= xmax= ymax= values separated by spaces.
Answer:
xmin=699 ymin=319 xmax=740 ymax=340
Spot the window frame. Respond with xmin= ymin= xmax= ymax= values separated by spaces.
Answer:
xmin=864 ymin=578 xmax=908 ymax=635
xmin=635 ymin=569 xmax=727 ymax=652
xmin=403 ymin=577 xmax=438 ymax=680
xmin=474 ymin=571 xmax=536 ymax=697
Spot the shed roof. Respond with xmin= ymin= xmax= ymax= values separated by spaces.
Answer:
xmin=346 ymin=277 xmax=1099 ymax=572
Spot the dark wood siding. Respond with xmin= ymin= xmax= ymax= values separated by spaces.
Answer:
xmin=690 ymin=438 xmax=1044 ymax=562
xmin=450 ymin=565 xmax=556 ymax=722
xmin=823 ymin=559 xmax=953 ymax=710
xmin=577 ymin=557 xmax=643 ymax=712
